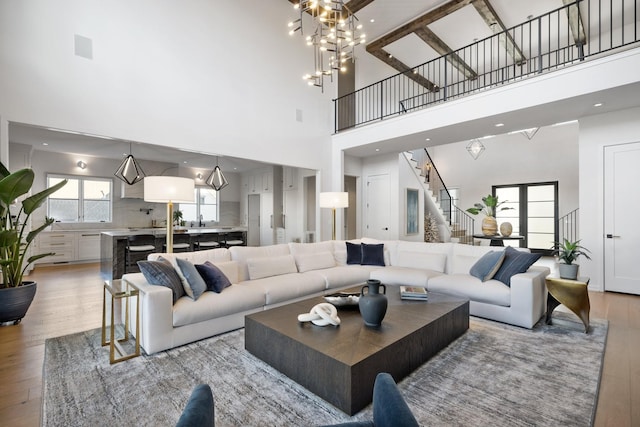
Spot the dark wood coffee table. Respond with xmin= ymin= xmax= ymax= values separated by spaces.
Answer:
xmin=245 ymin=287 xmax=469 ymax=415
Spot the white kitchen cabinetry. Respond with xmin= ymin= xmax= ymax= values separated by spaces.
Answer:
xmin=77 ymin=232 xmax=101 ymax=260
xmin=36 ymin=232 xmax=77 ymax=264
xmin=283 ymin=167 xmax=298 ymax=191
xmin=261 ymin=171 xmax=273 ymax=193
xmin=121 ymin=180 xmax=144 ymax=199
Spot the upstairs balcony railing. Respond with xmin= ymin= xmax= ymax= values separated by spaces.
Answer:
xmin=334 ymin=0 xmax=639 ymax=133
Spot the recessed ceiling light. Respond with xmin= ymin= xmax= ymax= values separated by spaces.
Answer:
xmin=425 ymin=138 xmax=431 ymax=141
xmin=42 ymin=142 xmax=49 ymax=146
xmin=495 ymin=123 xmax=504 ymax=127
xmin=370 ymin=19 xmax=375 ymax=23
xmin=593 ymin=102 xmax=603 ymax=107
xmin=552 ymin=119 xmax=579 ymax=126
xmin=183 ymin=160 xmax=188 ymax=164
xmin=375 ymin=148 xmax=380 ymax=152
xmin=388 ymin=54 xmax=393 ymax=59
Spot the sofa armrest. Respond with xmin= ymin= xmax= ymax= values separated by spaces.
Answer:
xmin=122 ymin=273 xmax=175 ymax=354
xmin=508 ymin=266 xmax=550 ymax=328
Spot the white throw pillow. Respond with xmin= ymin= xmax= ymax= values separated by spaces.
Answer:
xmin=209 ymin=260 xmax=240 ymax=284
xmin=395 ymin=251 xmax=447 ymax=273
xmin=295 ymin=251 xmax=336 ymax=273
xmin=247 ymin=255 xmax=298 ymax=280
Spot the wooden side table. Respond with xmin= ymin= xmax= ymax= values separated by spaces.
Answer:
xmin=545 ymin=276 xmax=590 ymax=333
xmin=102 ymin=279 xmax=141 ymax=363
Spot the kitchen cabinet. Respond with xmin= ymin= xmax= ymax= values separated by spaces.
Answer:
xmin=77 ymin=232 xmax=101 ymax=260
xmin=261 ymin=171 xmax=273 ymax=192
xmin=283 ymin=167 xmax=298 ymax=191
xmin=35 ymin=232 xmax=76 ymax=263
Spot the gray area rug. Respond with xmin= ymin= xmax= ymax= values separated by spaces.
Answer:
xmin=43 ymin=313 xmax=607 ymax=426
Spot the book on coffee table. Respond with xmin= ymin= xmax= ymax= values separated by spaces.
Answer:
xmin=400 ymin=286 xmax=428 ymax=300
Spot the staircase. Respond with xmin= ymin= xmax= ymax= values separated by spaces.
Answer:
xmin=404 ymin=148 xmax=474 ymax=244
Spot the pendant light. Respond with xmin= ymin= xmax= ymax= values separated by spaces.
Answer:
xmin=115 ymin=142 xmax=145 ymax=185
xmin=205 ymin=157 xmax=229 ymax=191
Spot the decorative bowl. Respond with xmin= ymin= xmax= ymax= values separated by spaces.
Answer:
xmin=324 ymin=292 xmax=360 ymax=307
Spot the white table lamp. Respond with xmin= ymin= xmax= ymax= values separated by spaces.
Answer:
xmin=319 ymin=192 xmax=349 ymax=240
xmin=144 ymin=176 xmax=195 ymax=252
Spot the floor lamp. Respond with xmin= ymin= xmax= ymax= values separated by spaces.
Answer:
xmin=319 ymin=192 xmax=349 ymax=240
xmin=144 ymin=176 xmax=195 ymax=253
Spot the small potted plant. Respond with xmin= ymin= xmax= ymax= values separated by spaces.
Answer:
xmin=466 ymin=194 xmax=513 ymax=236
xmin=552 ymin=239 xmax=591 ymax=280
xmin=0 ymin=162 xmax=67 ymax=325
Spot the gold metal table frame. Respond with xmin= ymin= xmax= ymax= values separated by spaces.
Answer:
xmin=101 ymin=280 xmax=140 ymax=363
xmin=545 ymin=276 xmax=590 ymax=333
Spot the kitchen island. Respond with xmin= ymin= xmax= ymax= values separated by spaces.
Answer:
xmin=100 ymin=227 xmax=247 ymax=280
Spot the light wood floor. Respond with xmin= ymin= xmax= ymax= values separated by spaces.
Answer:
xmin=0 ymin=263 xmax=638 ymax=426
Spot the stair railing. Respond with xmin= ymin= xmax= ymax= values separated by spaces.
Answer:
xmin=558 ymin=208 xmax=579 ymax=243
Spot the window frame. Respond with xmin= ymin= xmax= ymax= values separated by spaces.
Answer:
xmin=178 ymin=186 xmax=220 ymax=224
xmin=46 ymin=173 xmax=113 ymax=223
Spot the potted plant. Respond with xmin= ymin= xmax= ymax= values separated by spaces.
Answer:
xmin=0 ymin=162 xmax=67 ymax=325
xmin=552 ymin=239 xmax=591 ymax=280
xmin=173 ymin=209 xmax=186 ymax=228
xmin=466 ymin=194 xmax=513 ymax=236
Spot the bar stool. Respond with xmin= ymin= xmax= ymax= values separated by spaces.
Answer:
xmin=163 ymin=233 xmax=192 ymax=253
xmin=194 ymin=233 xmax=221 ymax=251
xmin=125 ymin=234 xmax=156 ymax=273
xmin=224 ymin=231 xmax=245 ymax=248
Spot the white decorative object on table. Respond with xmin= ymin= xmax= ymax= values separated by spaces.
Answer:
xmin=297 ymin=303 xmax=341 ymax=326
xmin=500 ymin=222 xmax=513 ymax=237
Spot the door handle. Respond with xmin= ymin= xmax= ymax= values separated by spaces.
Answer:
xmin=606 ymin=234 xmax=621 ymax=238
xmin=383 ymin=227 xmax=389 ymax=231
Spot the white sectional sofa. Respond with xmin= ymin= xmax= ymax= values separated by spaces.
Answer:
xmin=122 ymin=239 xmax=549 ymax=354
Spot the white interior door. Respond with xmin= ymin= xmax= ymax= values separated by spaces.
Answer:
xmin=604 ymin=142 xmax=640 ymax=294
xmin=366 ymin=174 xmax=391 ymax=240
xmin=247 ymin=194 xmax=260 ymax=246
xmin=260 ymin=193 xmax=273 ymax=246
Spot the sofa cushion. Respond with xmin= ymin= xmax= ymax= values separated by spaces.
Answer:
xmin=346 ymin=242 xmax=362 ymax=265
xmin=295 ymin=251 xmax=336 ymax=273
xmin=210 ymin=260 xmax=239 ymax=285
xmin=289 ymin=241 xmax=334 ymax=256
xmin=172 ymin=283 xmax=266 ymax=327
xmin=493 ymin=246 xmax=542 ymax=286
xmin=176 ymin=258 xmax=208 ymax=300
xmin=138 ymin=259 xmax=185 ymax=304
xmin=370 ymin=266 xmax=443 ymax=288
xmin=311 ymin=265 xmax=379 ymax=290
xmin=362 ymin=243 xmax=385 ymax=266
xmin=428 ymin=274 xmax=511 ymax=307
xmin=195 ymin=261 xmax=232 ymax=293
xmin=239 ymin=272 xmax=326 ymax=305
xmin=229 ymin=244 xmax=291 ymax=282
xmin=247 ymin=254 xmax=298 ymax=280
xmin=469 ymin=251 xmax=506 ymax=282
xmin=148 ymin=248 xmax=231 ymax=264
xmin=394 ymin=251 xmax=447 ymax=273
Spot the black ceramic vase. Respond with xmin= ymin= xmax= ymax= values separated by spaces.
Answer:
xmin=359 ymin=279 xmax=387 ymax=327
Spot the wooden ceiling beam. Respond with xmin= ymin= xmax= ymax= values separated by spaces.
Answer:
xmin=414 ymin=27 xmax=477 ymax=80
xmin=369 ymin=48 xmax=438 ymax=92
xmin=471 ymin=0 xmax=525 ymax=64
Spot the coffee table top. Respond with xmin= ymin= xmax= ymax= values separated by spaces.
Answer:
xmin=246 ymin=287 xmax=469 ymax=366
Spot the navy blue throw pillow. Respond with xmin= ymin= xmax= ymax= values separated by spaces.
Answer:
xmin=346 ymin=242 xmax=362 ymax=265
xmin=361 ymin=243 xmax=385 ymax=266
xmin=138 ymin=259 xmax=185 ymax=304
xmin=195 ymin=261 xmax=232 ymax=293
xmin=492 ymin=246 xmax=541 ymax=286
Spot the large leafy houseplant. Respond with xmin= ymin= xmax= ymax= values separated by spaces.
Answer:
xmin=0 ymin=163 xmax=67 ymax=288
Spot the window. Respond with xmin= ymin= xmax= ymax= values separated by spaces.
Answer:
xmin=179 ymin=187 xmax=219 ymax=224
xmin=493 ymin=182 xmax=558 ymax=254
xmin=47 ymin=175 xmax=112 ymax=223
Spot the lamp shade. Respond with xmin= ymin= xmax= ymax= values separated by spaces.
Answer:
xmin=319 ymin=192 xmax=349 ymax=209
xmin=144 ymin=176 xmax=195 ymax=203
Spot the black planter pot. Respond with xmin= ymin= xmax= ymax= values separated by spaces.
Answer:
xmin=0 ymin=281 xmax=37 ymax=326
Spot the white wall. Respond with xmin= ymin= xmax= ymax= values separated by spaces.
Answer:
xmin=0 ymin=0 xmax=333 ymax=171
xmin=578 ymin=106 xmax=640 ymax=291
xmin=429 ymin=123 xmax=580 ymax=234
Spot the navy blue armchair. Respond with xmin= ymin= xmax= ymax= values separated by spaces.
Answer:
xmin=320 ymin=373 xmax=419 ymax=427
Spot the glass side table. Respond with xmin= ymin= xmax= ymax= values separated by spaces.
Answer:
xmin=102 ymin=279 xmax=141 ymax=363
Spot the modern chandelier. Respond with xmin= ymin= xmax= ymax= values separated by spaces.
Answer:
xmin=288 ymin=0 xmax=366 ymax=90
xmin=114 ymin=141 xmax=145 ymax=185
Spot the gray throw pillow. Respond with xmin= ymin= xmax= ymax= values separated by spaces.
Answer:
xmin=195 ymin=261 xmax=232 ymax=293
xmin=492 ymin=246 xmax=542 ymax=286
xmin=469 ymin=251 xmax=506 ymax=282
xmin=176 ymin=258 xmax=208 ymax=301
xmin=138 ymin=259 xmax=185 ymax=304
